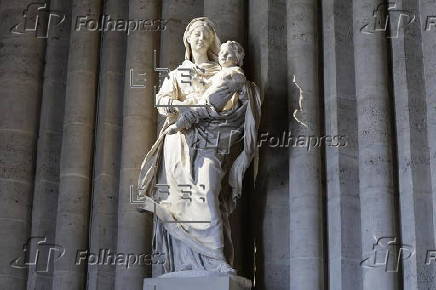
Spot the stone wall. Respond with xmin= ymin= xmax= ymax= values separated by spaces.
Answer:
xmin=0 ymin=0 xmax=435 ymax=289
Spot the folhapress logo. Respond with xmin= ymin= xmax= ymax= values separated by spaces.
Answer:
xmin=360 ymin=2 xmax=416 ymax=39
xmin=360 ymin=236 xmax=414 ymax=272
xmin=10 ymin=236 xmax=65 ymax=273
xmin=10 ymin=2 xmax=66 ymax=38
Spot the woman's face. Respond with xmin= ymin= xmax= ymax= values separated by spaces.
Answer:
xmin=188 ymin=26 xmax=212 ymax=53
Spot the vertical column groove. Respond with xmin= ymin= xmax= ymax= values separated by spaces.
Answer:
xmin=87 ymin=0 xmax=127 ymax=289
xmin=26 ymin=0 xmax=72 ymax=289
xmin=114 ymin=0 xmax=160 ymax=289
xmin=0 ymin=1 xmax=46 ymax=289
xmin=287 ymin=0 xmax=325 ymax=289
xmin=52 ymin=0 xmax=102 ymax=289
xmin=354 ymin=0 xmax=399 ymax=289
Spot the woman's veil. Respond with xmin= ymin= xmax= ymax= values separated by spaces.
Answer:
xmin=183 ymin=17 xmax=221 ymax=62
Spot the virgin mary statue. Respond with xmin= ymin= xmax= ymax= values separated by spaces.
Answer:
xmin=137 ymin=17 xmax=262 ymax=276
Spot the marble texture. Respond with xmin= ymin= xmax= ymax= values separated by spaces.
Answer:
xmin=138 ymin=17 xmax=261 ymax=277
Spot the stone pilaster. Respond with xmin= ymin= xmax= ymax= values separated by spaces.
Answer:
xmin=26 ymin=0 xmax=72 ymax=289
xmin=420 ymin=0 xmax=436 ymax=261
xmin=394 ymin=0 xmax=436 ymax=288
xmin=87 ymin=0 xmax=127 ymax=289
xmin=0 ymin=1 xmax=46 ymax=289
xmin=286 ymin=0 xmax=324 ymax=289
xmin=248 ymin=0 xmax=290 ymax=289
xmin=322 ymin=0 xmax=362 ymax=289
xmin=52 ymin=0 xmax=102 ymax=289
xmin=113 ymin=0 xmax=160 ymax=289
xmin=354 ymin=0 xmax=398 ymax=289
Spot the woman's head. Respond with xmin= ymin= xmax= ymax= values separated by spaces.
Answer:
xmin=183 ymin=17 xmax=221 ymax=62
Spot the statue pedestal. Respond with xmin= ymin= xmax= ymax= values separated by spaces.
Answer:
xmin=143 ymin=271 xmax=252 ymax=290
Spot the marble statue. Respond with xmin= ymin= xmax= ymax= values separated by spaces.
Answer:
xmin=137 ymin=17 xmax=262 ymax=281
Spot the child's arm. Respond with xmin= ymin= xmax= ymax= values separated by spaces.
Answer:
xmin=167 ymin=70 xmax=246 ymax=133
xmin=164 ymin=107 xmax=208 ymax=135
xmin=205 ymin=70 xmax=246 ymax=111
xmin=175 ymin=107 xmax=209 ymax=130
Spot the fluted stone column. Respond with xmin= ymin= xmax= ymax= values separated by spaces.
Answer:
xmin=204 ymin=0 xmax=245 ymax=44
xmin=87 ymin=0 xmax=127 ymax=289
xmin=0 ymin=1 xmax=46 ymax=289
xmin=322 ymin=0 xmax=362 ymax=289
xmin=114 ymin=0 xmax=160 ymax=289
xmin=421 ymin=0 xmax=436 ymax=257
xmin=52 ymin=0 xmax=102 ymax=289
xmin=26 ymin=1 xmax=72 ymax=289
xmin=354 ymin=0 xmax=398 ymax=289
xmin=287 ymin=0 xmax=324 ymax=289
xmin=248 ymin=0 xmax=290 ymax=289
xmin=396 ymin=0 xmax=436 ymax=288
xmin=392 ymin=1 xmax=436 ymax=286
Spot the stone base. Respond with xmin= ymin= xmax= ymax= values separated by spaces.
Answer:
xmin=143 ymin=271 xmax=252 ymax=290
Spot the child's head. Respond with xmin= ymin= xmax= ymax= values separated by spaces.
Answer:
xmin=218 ymin=41 xmax=245 ymax=67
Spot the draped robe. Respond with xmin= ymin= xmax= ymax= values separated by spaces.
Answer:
xmin=138 ymin=59 xmax=261 ymax=274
